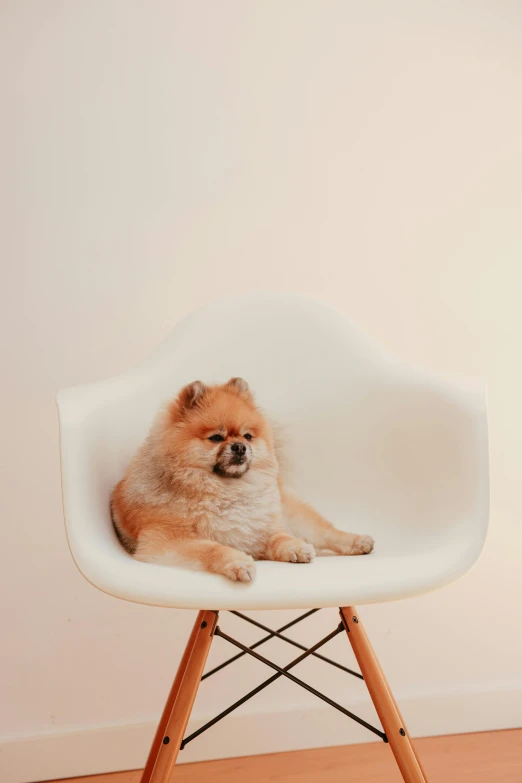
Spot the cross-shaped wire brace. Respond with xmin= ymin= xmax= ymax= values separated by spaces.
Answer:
xmin=180 ymin=609 xmax=387 ymax=750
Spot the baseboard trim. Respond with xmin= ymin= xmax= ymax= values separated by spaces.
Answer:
xmin=2 ymin=683 xmax=521 ymax=783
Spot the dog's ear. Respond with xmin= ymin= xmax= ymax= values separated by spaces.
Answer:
xmin=175 ymin=380 xmax=208 ymax=413
xmin=225 ymin=377 xmax=253 ymax=401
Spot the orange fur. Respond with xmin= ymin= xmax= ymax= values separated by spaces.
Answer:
xmin=110 ymin=378 xmax=374 ymax=582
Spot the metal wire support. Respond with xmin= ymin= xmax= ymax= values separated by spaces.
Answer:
xmin=181 ymin=616 xmax=386 ymax=750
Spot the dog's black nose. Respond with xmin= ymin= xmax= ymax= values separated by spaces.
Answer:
xmin=231 ymin=442 xmax=246 ymax=456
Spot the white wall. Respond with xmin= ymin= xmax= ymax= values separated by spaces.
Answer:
xmin=2 ymin=1 xmax=522 ymax=780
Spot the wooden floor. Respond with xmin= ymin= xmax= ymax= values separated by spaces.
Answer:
xmin=43 ymin=729 xmax=521 ymax=783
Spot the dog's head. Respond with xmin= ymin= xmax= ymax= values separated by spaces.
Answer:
xmin=162 ymin=378 xmax=276 ymax=478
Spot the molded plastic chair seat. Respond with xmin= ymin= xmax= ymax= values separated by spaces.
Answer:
xmin=57 ymin=294 xmax=489 ymax=611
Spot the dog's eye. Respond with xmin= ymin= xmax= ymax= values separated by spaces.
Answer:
xmin=208 ymin=434 xmax=224 ymax=443
xmin=244 ymin=433 xmax=253 ymax=441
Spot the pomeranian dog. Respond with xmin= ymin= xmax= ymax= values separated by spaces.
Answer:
xmin=111 ymin=378 xmax=374 ymax=582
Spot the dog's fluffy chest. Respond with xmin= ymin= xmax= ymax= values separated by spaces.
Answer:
xmin=189 ymin=474 xmax=283 ymax=556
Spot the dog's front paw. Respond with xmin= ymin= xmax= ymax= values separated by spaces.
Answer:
xmin=222 ymin=555 xmax=256 ymax=582
xmin=350 ymin=535 xmax=374 ymax=555
xmin=276 ymin=539 xmax=316 ymax=564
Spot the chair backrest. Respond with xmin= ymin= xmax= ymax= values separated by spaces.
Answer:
xmin=57 ymin=294 xmax=489 ymax=571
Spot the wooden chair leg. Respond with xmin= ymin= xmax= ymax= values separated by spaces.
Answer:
xmin=141 ymin=610 xmax=218 ymax=783
xmin=340 ymin=607 xmax=428 ymax=783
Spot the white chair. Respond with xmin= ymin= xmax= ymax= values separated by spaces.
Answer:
xmin=57 ymin=294 xmax=489 ymax=783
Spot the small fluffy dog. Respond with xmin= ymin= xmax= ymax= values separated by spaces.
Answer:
xmin=111 ymin=378 xmax=374 ymax=582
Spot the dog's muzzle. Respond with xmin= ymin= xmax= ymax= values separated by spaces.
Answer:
xmin=214 ymin=442 xmax=252 ymax=476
